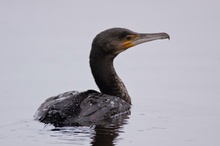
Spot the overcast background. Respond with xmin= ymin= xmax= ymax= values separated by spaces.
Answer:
xmin=0 ymin=0 xmax=220 ymax=146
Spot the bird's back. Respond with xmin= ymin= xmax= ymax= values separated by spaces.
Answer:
xmin=34 ymin=90 xmax=131 ymax=127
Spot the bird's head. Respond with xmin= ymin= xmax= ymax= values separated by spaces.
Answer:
xmin=91 ymin=28 xmax=170 ymax=58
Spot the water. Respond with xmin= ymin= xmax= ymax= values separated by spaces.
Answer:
xmin=1 ymin=0 xmax=220 ymax=146
xmin=0 ymin=94 xmax=219 ymax=146
xmin=0 ymin=120 xmax=128 ymax=146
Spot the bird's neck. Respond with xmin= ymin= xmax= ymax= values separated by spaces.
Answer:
xmin=89 ymin=52 xmax=131 ymax=104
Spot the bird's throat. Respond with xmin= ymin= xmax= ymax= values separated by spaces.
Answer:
xmin=89 ymin=53 xmax=131 ymax=104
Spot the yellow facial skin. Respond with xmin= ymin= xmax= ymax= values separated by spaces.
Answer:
xmin=122 ymin=35 xmax=138 ymax=50
xmin=122 ymin=40 xmax=135 ymax=49
xmin=121 ymin=35 xmax=139 ymax=50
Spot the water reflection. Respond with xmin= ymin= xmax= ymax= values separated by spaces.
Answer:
xmin=0 ymin=114 xmax=129 ymax=145
xmin=91 ymin=126 xmax=122 ymax=146
xmin=51 ymin=114 xmax=130 ymax=146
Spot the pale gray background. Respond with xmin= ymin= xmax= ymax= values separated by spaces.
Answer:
xmin=0 ymin=0 xmax=220 ymax=146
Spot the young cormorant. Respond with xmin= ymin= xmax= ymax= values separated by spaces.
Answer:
xmin=34 ymin=28 xmax=169 ymax=126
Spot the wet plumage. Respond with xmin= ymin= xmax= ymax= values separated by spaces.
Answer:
xmin=34 ymin=28 xmax=169 ymax=126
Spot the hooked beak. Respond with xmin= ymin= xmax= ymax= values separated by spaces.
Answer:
xmin=122 ymin=32 xmax=170 ymax=49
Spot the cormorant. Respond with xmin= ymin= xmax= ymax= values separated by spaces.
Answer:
xmin=34 ymin=28 xmax=169 ymax=126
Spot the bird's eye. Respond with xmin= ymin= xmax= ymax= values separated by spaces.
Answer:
xmin=125 ymin=35 xmax=132 ymax=40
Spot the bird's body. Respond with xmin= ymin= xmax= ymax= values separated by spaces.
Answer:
xmin=34 ymin=28 xmax=169 ymax=126
xmin=34 ymin=90 xmax=130 ymax=126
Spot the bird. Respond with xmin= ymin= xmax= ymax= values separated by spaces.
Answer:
xmin=34 ymin=28 xmax=170 ymax=127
